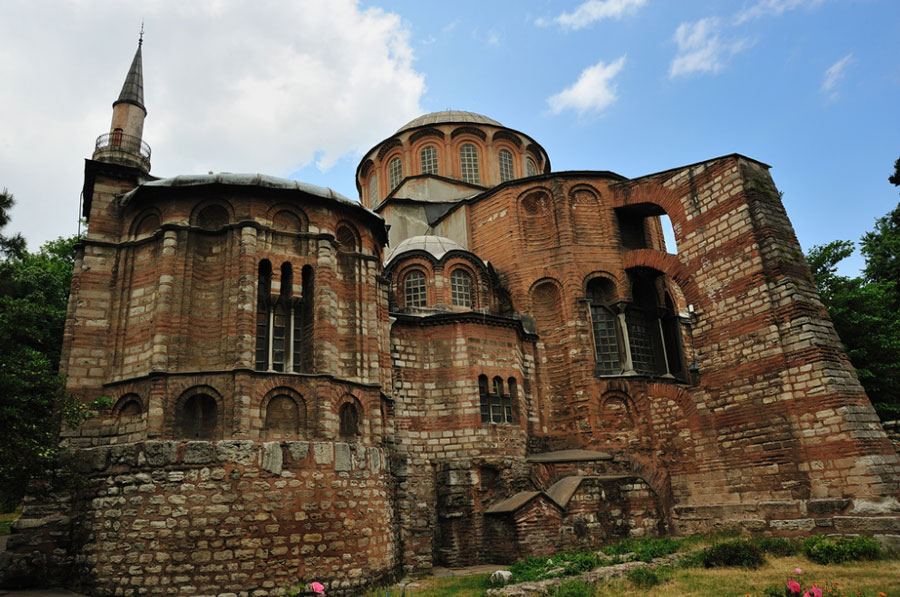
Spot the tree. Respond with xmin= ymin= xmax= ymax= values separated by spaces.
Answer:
xmin=0 ymin=192 xmax=82 ymax=511
xmin=806 ymin=160 xmax=900 ymax=419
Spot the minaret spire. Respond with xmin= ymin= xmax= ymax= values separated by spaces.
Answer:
xmin=114 ymin=28 xmax=146 ymax=114
xmin=92 ymin=29 xmax=151 ymax=172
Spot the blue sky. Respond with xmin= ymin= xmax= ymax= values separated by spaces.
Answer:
xmin=1 ymin=0 xmax=898 ymax=275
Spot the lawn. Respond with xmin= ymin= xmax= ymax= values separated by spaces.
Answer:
xmin=358 ymin=536 xmax=900 ymax=597
xmin=0 ymin=506 xmax=22 ymax=535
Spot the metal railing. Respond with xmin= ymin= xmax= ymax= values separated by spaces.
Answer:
xmin=95 ymin=131 xmax=151 ymax=160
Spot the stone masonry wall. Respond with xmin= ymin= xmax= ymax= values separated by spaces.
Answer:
xmin=2 ymin=440 xmax=394 ymax=596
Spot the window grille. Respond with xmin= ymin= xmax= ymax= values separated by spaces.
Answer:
xmin=450 ymin=270 xmax=473 ymax=307
xmin=368 ymin=174 xmax=377 ymax=204
xmin=459 ymin=144 xmax=480 ymax=184
xmin=498 ymin=149 xmax=514 ymax=182
xmin=420 ymin=146 xmax=438 ymax=175
xmin=389 ymin=157 xmax=402 ymax=190
xmin=404 ymin=271 xmax=427 ymax=307
xmin=526 ymin=158 xmax=537 ymax=177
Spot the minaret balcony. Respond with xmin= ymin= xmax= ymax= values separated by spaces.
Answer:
xmin=93 ymin=131 xmax=151 ymax=172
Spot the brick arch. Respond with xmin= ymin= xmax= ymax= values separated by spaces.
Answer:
xmin=376 ymin=137 xmax=402 ymax=160
xmin=173 ymin=385 xmax=225 ymax=440
xmin=266 ymin=203 xmax=309 ymax=231
xmin=128 ymin=207 xmax=162 ymax=238
xmin=518 ymin=187 xmax=557 ymax=249
xmin=112 ymin=393 xmax=144 ymax=419
xmin=598 ymin=391 xmax=636 ymax=431
xmin=260 ymin=386 xmax=307 ymax=439
xmin=581 ymin=270 xmax=621 ymax=299
xmin=623 ymin=249 xmax=702 ymax=310
xmin=336 ymin=393 xmax=366 ymax=439
xmin=190 ymin=199 xmax=234 ymax=229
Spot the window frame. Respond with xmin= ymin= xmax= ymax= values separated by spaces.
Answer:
xmin=450 ymin=268 xmax=474 ymax=308
xmin=403 ymin=269 xmax=428 ymax=308
xmin=420 ymin=145 xmax=439 ymax=175
xmin=459 ymin=143 xmax=481 ymax=185
xmin=498 ymin=148 xmax=515 ymax=182
xmin=388 ymin=156 xmax=403 ymax=191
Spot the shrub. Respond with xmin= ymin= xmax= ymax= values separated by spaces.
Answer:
xmin=801 ymin=535 xmax=883 ymax=565
xmin=600 ymin=536 xmax=684 ymax=562
xmin=753 ymin=536 xmax=798 ymax=557
xmin=701 ymin=539 xmax=766 ymax=569
xmin=508 ymin=550 xmax=601 ymax=583
xmin=626 ymin=567 xmax=661 ymax=589
xmin=549 ymin=579 xmax=596 ymax=597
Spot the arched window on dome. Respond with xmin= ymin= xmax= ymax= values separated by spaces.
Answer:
xmin=420 ymin=146 xmax=439 ymax=175
xmin=587 ymin=278 xmax=621 ymax=375
xmin=450 ymin=269 xmax=473 ymax=308
xmin=389 ymin=157 xmax=403 ymax=191
xmin=526 ymin=158 xmax=537 ymax=177
xmin=459 ymin=144 xmax=480 ymax=184
xmin=403 ymin=270 xmax=427 ymax=308
xmin=368 ymin=173 xmax=378 ymax=205
xmin=498 ymin=149 xmax=514 ymax=182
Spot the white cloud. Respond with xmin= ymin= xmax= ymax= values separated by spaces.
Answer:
xmin=541 ymin=0 xmax=646 ymax=30
xmin=0 ymin=0 xmax=425 ymax=249
xmin=822 ymin=52 xmax=853 ymax=100
xmin=735 ymin=0 xmax=825 ymax=24
xmin=669 ymin=18 xmax=751 ymax=78
xmin=547 ymin=55 xmax=626 ymax=116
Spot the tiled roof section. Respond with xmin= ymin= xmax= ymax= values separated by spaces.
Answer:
xmin=396 ymin=111 xmax=502 ymax=134
xmin=385 ymin=235 xmax=470 ymax=264
xmin=484 ymin=491 xmax=541 ymax=514
xmin=118 ymin=173 xmax=374 ymax=216
xmin=115 ymin=43 xmax=145 ymax=111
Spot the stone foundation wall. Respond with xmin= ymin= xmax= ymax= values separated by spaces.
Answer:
xmin=1 ymin=440 xmax=395 ymax=596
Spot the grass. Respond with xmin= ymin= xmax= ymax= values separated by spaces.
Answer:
xmin=0 ymin=505 xmax=22 ymax=535
xmin=369 ymin=558 xmax=900 ymax=596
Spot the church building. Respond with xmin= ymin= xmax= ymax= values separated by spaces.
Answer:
xmin=4 ymin=39 xmax=900 ymax=597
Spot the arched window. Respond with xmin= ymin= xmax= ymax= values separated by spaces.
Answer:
xmin=271 ymin=262 xmax=293 ymax=372
xmin=479 ymin=375 xmax=512 ymax=424
xmin=450 ymin=269 xmax=473 ymax=308
xmin=404 ymin=270 xmax=427 ymax=308
xmin=339 ymin=402 xmax=360 ymax=437
xmin=588 ymin=278 xmax=621 ymax=375
xmin=420 ymin=146 xmax=438 ymax=175
xmin=498 ymin=149 xmax=514 ymax=182
xmin=389 ymin=157 xmax=403 ymax=190
xmin=177 ymin=394 xmax=218 ymax=440
xmin=264 ymin=394 xmax=306 ymax=439
xmin=255 ymin=260 xmax=272 ymax=371
xmin=459 ymin=144 xmax=480 ymax=184
xmin=526 ymin=158 xmax=537 ymax=177
xmin=196 ymin=204 xmax=229 ymax=229
xmin=368 ymin=173 xmax=378 ymax=204
xmin=626 ymin=277 xmax=665 ymax=375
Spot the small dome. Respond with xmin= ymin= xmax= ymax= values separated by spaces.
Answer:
xmin=396 ymin=111 xmax=502 ymax=134
xmin=386 ymin=235 xmax=469 ymax=263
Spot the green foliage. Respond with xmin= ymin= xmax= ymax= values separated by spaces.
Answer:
xmin=625 ymin=567 xmax=663 ymax=589
xmin=508 ymin=550 xmax=603 ymax=583
xmin=0 ymin=191 xmax=83 ymax=511
xmin=807 ymin=236 xmax=900 ymax=418
xmin=548 ymin=578 xmax=596 ymax=597
xmin=801 ymin=535 xmax=884 ymax=565
xmin=700 ymin=539 xmax=766 ymax=569
xmin=752 ymin=536 xmax=799 ymax=557
xmin=599 ymin=536 xmax=684 ymax=562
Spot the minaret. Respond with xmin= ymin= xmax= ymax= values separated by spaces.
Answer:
xmin=92 ymin=28 xmax=151 ymax=172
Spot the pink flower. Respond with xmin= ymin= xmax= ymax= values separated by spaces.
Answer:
xmin=811 ymin=587 xmax=823 ymax=597
xmin=795 ymin=568 xmax=803 ymax=575
xmin=803 ymin=592 xmax=810 ymax=597
xmin=788 ymin=580 xmax=802 ymax=594
xmin=309 ymin=582 xmax=325 ymax=594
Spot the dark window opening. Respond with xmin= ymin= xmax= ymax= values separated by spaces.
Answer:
xmin=178 ymin=394 xmax=218 ymax=439
xmin=339 ymin=402 xmax=360 ymax=437
xmin=479 ymin=375 xmax=513 ymax=424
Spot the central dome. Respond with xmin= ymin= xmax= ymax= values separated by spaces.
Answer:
xmin=396 ymin=111 xmax=502 ymax=134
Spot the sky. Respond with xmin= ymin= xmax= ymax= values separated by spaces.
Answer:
xmin=0 ymin=0 xmax=898 ymax=275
